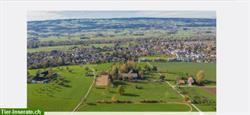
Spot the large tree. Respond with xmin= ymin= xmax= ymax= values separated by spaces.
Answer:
xmin=110 ymin=66 xmax=119 ymax=79
xmin=120 ymin=64 xmax=128 ymax=73
xmin=196 ymin=70 xmax=205 ymax=84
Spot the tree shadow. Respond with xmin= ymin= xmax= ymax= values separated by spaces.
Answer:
xmin=123 ymin=93 xmax=140 ymax=97
xmin=113 ymin=81 xmax=127 ymax=86
xmin=203 ymin=80 xmax=216 ymax=85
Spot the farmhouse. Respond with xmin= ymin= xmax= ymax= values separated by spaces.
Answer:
xmin=118 ymin=70 xmax=138 ymax=80
xmin=95 ymin=74 xmax=110 ymax=87
xmin=30 ymin=70 xmax=58 ymax=84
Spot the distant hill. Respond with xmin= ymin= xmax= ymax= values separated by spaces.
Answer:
xmin=27 ymin=18 xmax=216 ymax=39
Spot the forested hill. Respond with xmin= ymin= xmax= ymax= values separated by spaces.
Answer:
xmin=28 ymin=18 xmax=216 ymax=39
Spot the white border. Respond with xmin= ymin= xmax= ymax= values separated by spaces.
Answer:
xmin=1 ymin=1 xmax=250 ymax=115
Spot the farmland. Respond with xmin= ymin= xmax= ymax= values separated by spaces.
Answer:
xmin=27 ymin=62 xmax=216 ymax=111
xmin=27 ymin=63 xmax=113 ymax=111
xmin=27 ymin=15 xmax=216 ymax=112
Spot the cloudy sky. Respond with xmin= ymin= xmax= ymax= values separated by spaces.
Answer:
xmin=27 ymin=11 xmax=216 ymax=21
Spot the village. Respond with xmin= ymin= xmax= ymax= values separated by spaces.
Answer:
xmin=27 ymin=38 xmax=216 ymax=69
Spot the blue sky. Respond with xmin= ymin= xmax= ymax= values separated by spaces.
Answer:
xmin=27 ymin=11 xmax=216 ymax=21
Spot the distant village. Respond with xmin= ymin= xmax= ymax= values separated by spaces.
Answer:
xmin=27 ymin=38 xmax=216 ymax=69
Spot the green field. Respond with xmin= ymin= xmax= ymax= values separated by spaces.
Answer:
xmin=28 ymin=62 xmax=216 ymax=112
xmin=27 ymin=63 xmax=113 ymax=111
xmin=178 ymin=87 xmax=216 ymax=111
xmin=79 ymin=81 xmax=193 ymax=111
xmin=80 ymin=103 xmax=192 ymax=111
xmin=85 ymin=82 xmax=182 ymax=103
xmin=151 ymin=62 xmax=216 ymax=81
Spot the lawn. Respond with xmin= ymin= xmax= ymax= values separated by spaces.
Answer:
xmin=27 ymin=63 xmax=113 ymax=111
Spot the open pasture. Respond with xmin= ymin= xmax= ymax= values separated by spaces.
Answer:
xmin=27 ymin=63 xmax=113 ymax=111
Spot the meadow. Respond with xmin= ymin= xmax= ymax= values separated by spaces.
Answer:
xmin=27 ymin=63 xmax=113 ymax=111
xmin=79 ymin=81 xmax=194 ymax=111
xmin=28 ymin=62 xmax=216 ymax=111
xmin=151 ymin=62 xmax=216 ymax=81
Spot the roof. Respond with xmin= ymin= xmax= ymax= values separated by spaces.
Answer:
xmin=120 ymin=73 xmax=138 ymax=78
xmin=95 ymin=75 xmax=109 ymax=87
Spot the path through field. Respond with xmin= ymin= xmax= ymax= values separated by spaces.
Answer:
xmin=72 ymin=68 xmax=96 ymax=112
xmin=146 ymin=62 xmax=202 ymax=112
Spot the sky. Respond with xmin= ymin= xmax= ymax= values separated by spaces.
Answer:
xmin=27 ymin=11 xmax=216 ymax=21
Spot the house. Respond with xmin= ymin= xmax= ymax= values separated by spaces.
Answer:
xmin=30 ymin=71 xmax=58 ymax=84
xmin=187 ymin=77 xmax=195 ymax=86
xmin=95 ymin=74 xmax=110 ymax=87
xmin=119 ymin=70 xmax=138 ymax=80
xmin=31 ymin=77 xmax=49 ymax=84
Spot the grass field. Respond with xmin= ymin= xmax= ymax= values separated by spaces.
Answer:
xmin=79 ymin=81 xmax=191 ymax=111
xmin=151 ymin=62 xmax=216 ymax=81
xmin=178 ymin=87 xmax=216 ymax=111
xmin=28 ymin=62 xmax=216 ymax=112
xmin=80 ymin=103 xmax=192 ymax=111
xmin=86 ymin=81 xmax=183 ymax=103
xmin=27 ymin=63 xmax=113 ymax=111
